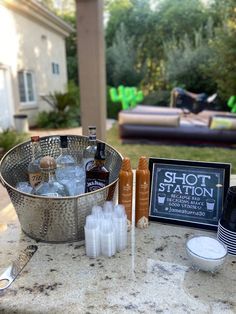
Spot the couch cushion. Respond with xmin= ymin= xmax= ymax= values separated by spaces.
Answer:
xmin=132 ymin=105 xmax=183 ymax=115
xmin=119 ymin=123 xmax=236 ymax=145
xmin=119 ymin=111 xmax=180 ymax=127
xmin=209 ymin=115 xmax=236 ymax=130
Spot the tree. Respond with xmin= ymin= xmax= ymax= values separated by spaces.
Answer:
xmin=60 ymin=14 xmax=78 ymax=84
xmin=106 ymin=0 xmax=211 ymax=92
xmin=152 ymin=0 xmax=208 ymax=42
xmin=37 ymin=0 xmax=75 ymax=14
xmin=142 ymin=0 xmax=210 ymax=91
xmin=106 ymin=0 xmax=151 ymax=49
xmin=107 ymin=23 xmax=145 ymax=86
xmin=206 ymin=0 xmax=236 ymax=102
xmin=164 ymin=18 xmax=217 ymax=94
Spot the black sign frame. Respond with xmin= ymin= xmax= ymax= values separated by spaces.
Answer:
xmin=149 ymin=158 xmax=231 ymax=230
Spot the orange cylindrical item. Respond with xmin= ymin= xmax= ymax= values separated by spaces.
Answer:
xmin=135 ymin=156 xmax=150 ymax=228
xmin=118 ymin=157 xmax=133 ymax=222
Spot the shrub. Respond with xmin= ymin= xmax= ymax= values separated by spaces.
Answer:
xmin=143 ymin=90 xmax=170 ymax=107
xmin=36 ymin=82 xmax=80 ymax=129
xmin=207 ymin=25 xmax=236 ymax=103
xmin=0 ymin=129 xmax=28 ymax=154
xmin=106 ymin=23 xmax=146 ymax=87
xmin=163 ymin=19 xmax=217 ymax=94
xmin=106 ymin=86 xmax=122 ymax=120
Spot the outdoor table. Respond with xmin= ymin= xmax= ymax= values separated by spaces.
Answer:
xmin=0 ymin=176 xmax=236 ymax=313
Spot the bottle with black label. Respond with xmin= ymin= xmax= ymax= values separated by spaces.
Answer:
xmin=85 ymin=142 xmax=109 ymax=193
xmin=83 ymin=126 xmax=97 ymax=171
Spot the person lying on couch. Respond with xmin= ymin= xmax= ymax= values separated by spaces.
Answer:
xmin=170 ymin=87 xmax=217 ymax=114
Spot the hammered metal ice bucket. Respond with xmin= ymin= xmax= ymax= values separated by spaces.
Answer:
xmin=0 ymin=135 xmax=122 ymax=243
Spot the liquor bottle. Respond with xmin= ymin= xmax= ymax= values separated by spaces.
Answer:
xmin=83 ymin=126 xmax=97 ymax=171
xmin=85 ymin=142 xmax=109 ymax=193
xmin=135 ymin=156 xmax=150 ymax=229
xmin=56 ymin=136 xmax=77 ymax=196
xmin=118 ymin=157 xmax=133 ymax=223
xmin=28 ymin=136 xmax=42 ymax=188
xmin=34 ymin=156 xmax=69 ymax=197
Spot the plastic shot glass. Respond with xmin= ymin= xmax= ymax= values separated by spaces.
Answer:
xmin=91 ymin=205 xmax=103 ymax=218
xmin=103 ymin=201 xmax=114 ymax=219
xmin=113 ymin=204 xmax=127 ymax=252
xmin=100 ymin=218 xmax=116 ymax=257
xmin=84 ymin=215 xmax=101 ymax=258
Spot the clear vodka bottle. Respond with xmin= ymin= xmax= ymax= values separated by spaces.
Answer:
xmin=56 ymin=136 xmax=77 ymax=195
xmin=28 ymin=136 xmax=42 ymax=188
xmin=83 ymin=126 xmax=97 ymax=171
xmin=34 ymin=156 xmax=69 ymax=197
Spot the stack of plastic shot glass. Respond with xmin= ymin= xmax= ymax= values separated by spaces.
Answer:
xmin=84 ymin=201 xmax=127 ymax=258
xmin=84 ymin=215 xmax=101 ymax=258
xmin=113 ymin=204 xmax=128 ymax=252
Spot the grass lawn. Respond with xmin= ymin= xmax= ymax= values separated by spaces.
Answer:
xmin=106 ymin=123 xmax=236 ymax=173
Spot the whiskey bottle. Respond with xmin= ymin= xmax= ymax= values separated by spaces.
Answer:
xmin=34 ymin=156 xmax=69 ymax=197
xmin=85 ymin=142 xmax=109 ymax=193
xmin=28 ymin=136 xmax=42 ymax=188
xmin=83 ymin=126 xmax=97 ymax=171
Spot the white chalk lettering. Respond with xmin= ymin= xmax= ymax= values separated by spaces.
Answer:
xmin=163 ymin=171 xmax=212 ymax=187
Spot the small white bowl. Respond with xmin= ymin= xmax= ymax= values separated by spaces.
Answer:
xmin=186 ymin=235 xmax=228 ymax=273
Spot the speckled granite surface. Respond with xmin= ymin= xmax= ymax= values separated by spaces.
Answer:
xmin=0 ymin=202 xmax=236 ymax=314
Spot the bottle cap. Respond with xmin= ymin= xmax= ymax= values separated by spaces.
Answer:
xmin=60 ymin=136 xmax=68 ymax=148
xmin=31 ymin=136 xmax=40 ymax=142
xmin=121 ymin=157 xmax=132 ymax=171
xmin=88 ymin=126 xmax=96 ymax=130
xmin=40 ymin=156 xmax=56 ymax=170
xmin=88 ymin=126 xmax=96 ymax=140
xmin=137 ymin=156 xmax=148 ymax=170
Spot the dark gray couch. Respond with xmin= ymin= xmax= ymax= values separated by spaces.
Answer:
xmin=118 ymin=106 xmax=236 ymax=146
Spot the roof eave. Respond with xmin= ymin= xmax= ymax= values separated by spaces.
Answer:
xmin=3 ymin=0 xmax=75 ymax=37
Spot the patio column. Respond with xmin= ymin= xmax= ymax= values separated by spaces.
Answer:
xmin=76 ymin=0 xmax=107 ymax=141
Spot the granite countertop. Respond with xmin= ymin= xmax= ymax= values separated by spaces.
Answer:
xmin=0 ymin=201 xmax=236 ymax=314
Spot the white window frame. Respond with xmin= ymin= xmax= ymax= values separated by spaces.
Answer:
xmin=18 ymin=70 xmax=37 ymax=107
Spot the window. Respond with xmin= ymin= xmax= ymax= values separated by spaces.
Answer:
xmin=52 ymin=62 xmax=60 ymax=75
xmin=18 ymin=71 xmax=36 ymax=104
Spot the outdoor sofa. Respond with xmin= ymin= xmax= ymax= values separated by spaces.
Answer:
xmin=118 ymin=105 xmax=236 ymax=146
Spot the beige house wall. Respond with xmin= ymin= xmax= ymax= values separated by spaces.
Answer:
xmin=0 ymin=1 xmax=71 ymax=127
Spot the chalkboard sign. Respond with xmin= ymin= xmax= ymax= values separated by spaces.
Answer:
xmin=149 ymin=158 xmax=231 ymax=230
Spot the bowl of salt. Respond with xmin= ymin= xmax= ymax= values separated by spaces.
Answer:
xmin=186 ymin=235 xmax=228 ymax=273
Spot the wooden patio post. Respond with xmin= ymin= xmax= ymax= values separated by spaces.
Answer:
xmin=76 ymin=0 xmax=107 ymax=141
